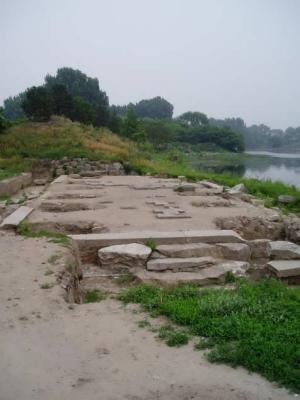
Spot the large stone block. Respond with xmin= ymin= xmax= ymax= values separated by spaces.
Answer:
xmin=98 ymin=243 xmax=152 ymax=272
xmin=217 ymin=243 xmax=251 ymax=261
xmin=270 ymin=241 xmax=300 ymax=260
xmin=248 ymin=239 xmax=271 ymax=259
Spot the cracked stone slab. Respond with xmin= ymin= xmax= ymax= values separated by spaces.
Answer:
xmin=147 ymin=256 xmax=216 ymax=272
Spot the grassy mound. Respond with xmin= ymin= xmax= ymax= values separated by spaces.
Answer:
xmin=120 ymin=279 xmax=300 ymax=392
xmin=0 ymin=116 xmax=134 ymax=161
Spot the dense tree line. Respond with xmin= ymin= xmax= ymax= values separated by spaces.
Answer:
xmin=2 ymin=67 xmax=244 ymax=152
xmin=111 ymin=96 xmax=173 ymax=119
xmin=209 ymin=117 xmax=300 ymax=151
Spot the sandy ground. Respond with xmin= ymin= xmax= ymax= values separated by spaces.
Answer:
xmin=27 ymin=175 xmax=275 ymax=233
xmin=0 ymin=231 xmax=295 ymax=400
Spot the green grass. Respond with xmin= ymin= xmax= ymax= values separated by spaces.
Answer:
xmin=84 ymin=289 xmax=106 ymax=303
xmin=144 ymin=238 xmax=157 ymax=251
xmin=157 ymin=324 xmax=189 ymax=347
xmin=0 ymin=116 xmax=134 ymax=161
xmin=17 ymin=222 xmax=71 ymax=246
xmin=119 ymin=279 xmax=300 ymax=392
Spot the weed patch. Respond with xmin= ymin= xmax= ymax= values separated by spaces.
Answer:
xmin=40 ymin=282 xmax=54 ymax=289
xmin=115 ymin=272 xmax=136 ymax=285
xmin=144 ymin=238 xmax=157 ymax=251
xmin=17 ymin=222 xmax=71 ymax=246
xmin=119 ymin=279 xmax=300 ymax=392
xmin=84 ymin=289 xmax=106 ymax=303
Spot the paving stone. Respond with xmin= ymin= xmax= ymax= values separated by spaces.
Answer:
xmin=0 ymin=206 xmax=33 ymax=229
xmin=155 ymin=243 xmax=221 ymax=258
xmin=268 ymin=260 xmax=300 ymax=277
xmin=137 ymin=261 xmax=250 ymax=285
xmin=270 ymin=241 xmax=300 ymax=259
xmin=147 ymin=256 xmax=216 ymax=272
xmin=216 ymin=243 xmax=251 ymax=261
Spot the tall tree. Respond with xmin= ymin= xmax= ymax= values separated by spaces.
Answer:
xmin=122 ymin=107 xmax=139 ymax=138
xmin=135 ymin=96 xmax=173 ymax=119
xmin=45 ymin=67 xmax=110 ymax=126
xmin=0 ymin=107 xmax=8 ymax=133
xmin=178 ymin=111 xmax=208 ymax=126
xmin=22 ymin=86 xmax=54 ymax=122
xmin=50 ymin=84 xmax=73 ymax=117
xmin=3 ymin=93 xmax=26 ymax=120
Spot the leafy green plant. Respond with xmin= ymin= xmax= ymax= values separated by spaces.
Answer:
xmin=158 ymin=324 xmax=189 ymax=347
xmin=84 ymin=289 xmax=106 ymax=303
xmin=145 ymin=238 xmax=157 ymax=251
xmin=224 ymin=271 xmax=236 ymax=284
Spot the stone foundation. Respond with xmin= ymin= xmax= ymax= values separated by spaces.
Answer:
xmin=0 ymin=173 xmax=33 ymax=197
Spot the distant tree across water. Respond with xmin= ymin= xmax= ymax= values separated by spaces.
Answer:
xmin=112 ymin=96 xmax=173 ymax=119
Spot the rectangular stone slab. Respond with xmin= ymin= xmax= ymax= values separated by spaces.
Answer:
xmin=147 ymin=256 xmax=215 ymax=272
xmin=268 ymin=260 xmax=300 ymax=277
xmin=0 ymin=206 xmax=33 ymax=229
xmin=70 ymin=230 xmax=245 ymax=263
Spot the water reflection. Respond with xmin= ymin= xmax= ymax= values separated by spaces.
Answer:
xmin=191 ymin=151 xmax=300 ymax=188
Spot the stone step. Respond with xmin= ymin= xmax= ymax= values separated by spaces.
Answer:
xmin=270 ymin=241 xmax=300 ymax=260
xmin=0 ymin=206 xmax=33 ymax=229
xmin=268 ymin=260 xmax=300 ymax=278
xmin=154 ymin=242 xmax=250 ymax=261
xmin=136 ymin=261 xmax=250 ymax=286
xmin=70 ymin=230 xmax=245 ymax=263
xmin=147 ymin=256 xmax=216 ymax=272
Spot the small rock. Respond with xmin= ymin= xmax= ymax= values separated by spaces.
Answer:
xmin=33 ymin=178 xmax=48 ymax=186
xmin=278 ymin=195 xmax=295 ymax=204
xmin=227 ymin=183 xmax=247 ymax=195
xmin=174 ymin=184 xmax=196 ymax=193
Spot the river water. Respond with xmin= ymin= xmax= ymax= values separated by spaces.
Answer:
xmin=244 ymin=151 xmax=300 ymax=188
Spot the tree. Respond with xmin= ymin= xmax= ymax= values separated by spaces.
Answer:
xmin=135 ymin=97 xmax=173 ymax=119
xmin=45 ymin=67 xmax=110 ymax=126
xmin=178 ymin=111 xmax=208 ymax=126
xmin=22 ymin=86 xmax=54 ymax=122
xmin=3 ymin=93 xmax=26 ymax=120
xmin=122 ymin=107 xmax=139 ymax=138
xmin=142 ymin=120 xmax=174 ymax=148
xmin=71 ymin=97 xmax=96 ymax=125
xmin=108 ymin=111 xmax=122 ymax=133
xmin=0 ymin=107 xmax=8 ymax=133
xmin=50 ymin=84 xmax=73 ymax=117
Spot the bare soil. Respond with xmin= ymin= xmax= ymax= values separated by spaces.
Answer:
xmin=0 ymin=231 xmax=295 ymax=400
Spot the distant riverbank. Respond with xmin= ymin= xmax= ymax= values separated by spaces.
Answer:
xmin=189 ymin=151 xmax=300 ymax=188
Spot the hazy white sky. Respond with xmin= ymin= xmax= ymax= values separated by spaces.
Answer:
xmin=1 ymin=0 xmax=300 ymax=129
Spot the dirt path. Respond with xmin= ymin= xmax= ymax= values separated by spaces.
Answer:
xmin=0 ymin=232 xmax=295 ymax=400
